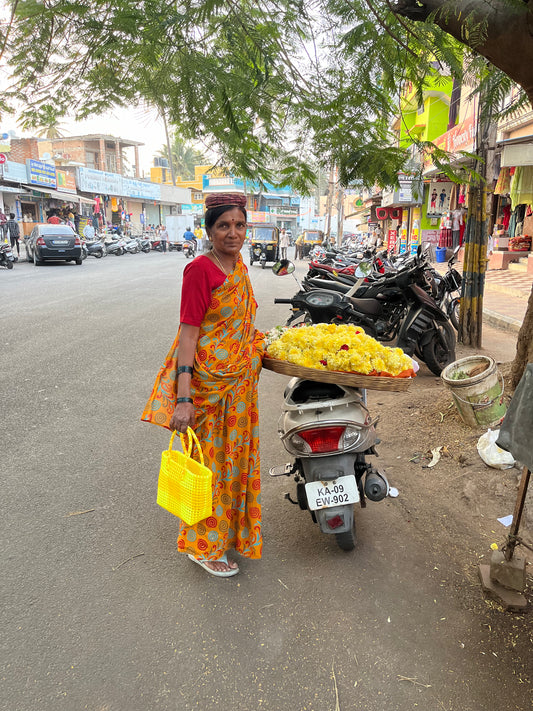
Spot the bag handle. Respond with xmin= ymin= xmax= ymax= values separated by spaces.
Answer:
xmin=168 ymin=427 xmax=205 ymax=466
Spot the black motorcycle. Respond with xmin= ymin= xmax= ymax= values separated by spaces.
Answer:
xmin=274 ymin=252 xmax=456 ymax=376
xmin=0 ymin=242 xmax=15 ymax=269
xmin=425 ymin=246 xmax=462 ymax=330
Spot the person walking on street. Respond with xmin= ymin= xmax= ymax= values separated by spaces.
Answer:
xmin=194 ymin=225 xmax=204 ymax=252
xmin=6 ymin=213 xmax=20 ymax=259
xmin=142 ymin=192 xmax=265 ymax=577
xmin=160 ymin=226 xmax=169 ymax=252
xmin=279 ymin=227 xmax=290 ymax=260
xmin=295 ymin=233 xmax=304 ymax=260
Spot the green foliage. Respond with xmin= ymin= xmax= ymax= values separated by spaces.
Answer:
xmin=2 ymin=0 xmax=530 ymax=190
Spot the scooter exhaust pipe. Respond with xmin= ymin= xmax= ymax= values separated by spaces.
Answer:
xmin=364 ymin=469 xmax=389 ymax=502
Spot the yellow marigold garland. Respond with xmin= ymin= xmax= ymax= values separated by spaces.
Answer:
xmin=266 ymin=323 xmax=414 ymax=377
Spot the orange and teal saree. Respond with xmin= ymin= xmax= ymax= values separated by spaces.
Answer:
xmin=142 ymin=256 xmax=265 ymax=560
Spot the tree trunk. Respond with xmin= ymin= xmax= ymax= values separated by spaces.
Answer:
xmin=459 ymin=183 xmax=487 ymax=347
xmin=511 ymin=284 xmax=533 ymax=388
xmin=395 ymin=0 xmax=533 ymax=102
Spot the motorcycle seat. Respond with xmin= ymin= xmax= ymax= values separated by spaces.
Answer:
xmin=345 ymin=296 xmax=382 ymax=316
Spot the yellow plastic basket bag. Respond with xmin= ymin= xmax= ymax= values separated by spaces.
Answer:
xmin=157 ymin=427 xmax=213 ymax=525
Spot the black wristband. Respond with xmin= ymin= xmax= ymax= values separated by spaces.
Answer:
xmin=176 ymin=397 xmax=193 ymax=404
xmin=177 ymin=365 xmax=193 ymax=375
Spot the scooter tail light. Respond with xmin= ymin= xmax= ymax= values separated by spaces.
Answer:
xmin=296 ymin=426 xmax=346 ymax=454
xmin=326 ymin=514 xmax=345 ymax=529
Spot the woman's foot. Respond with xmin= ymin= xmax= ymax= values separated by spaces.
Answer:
xmin=187 ymin=552 xmax=239 ymax=577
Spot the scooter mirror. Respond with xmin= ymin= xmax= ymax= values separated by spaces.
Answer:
xmin=354 ymin=261 xmax=372 ymax=278
xmin=272 ymin=259 xmax=295 ymax=276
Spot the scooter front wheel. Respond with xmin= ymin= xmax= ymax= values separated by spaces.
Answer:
xmin=335 ymin=513 xmax=356 ymax=551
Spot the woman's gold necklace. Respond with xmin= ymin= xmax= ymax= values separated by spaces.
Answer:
xmin=211 ymin=248 xmax=235 ymax=275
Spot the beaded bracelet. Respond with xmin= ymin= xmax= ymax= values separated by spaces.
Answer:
xmin=177 ymin=365 xmax=193 ymax=375
xmin=176 ymin=397 xmax=193 ymax=404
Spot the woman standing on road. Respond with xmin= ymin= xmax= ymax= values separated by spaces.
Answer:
xmin=142 ymin=193 xmax=265 ymax=577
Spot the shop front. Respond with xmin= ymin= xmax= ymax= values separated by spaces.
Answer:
xmin=380 ymin=175 xmax=423 ymax=255
xmin=491 ymin=139 xmax=533 ymax=270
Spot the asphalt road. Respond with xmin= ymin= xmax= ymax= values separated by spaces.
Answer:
xmin=1 ymin=250 xmax=530 ymax=711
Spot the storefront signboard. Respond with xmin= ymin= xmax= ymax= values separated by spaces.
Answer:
xmin=433 ymin=112 xmax=476 ymax=155
xmin=56 ymin=169 xmax=77 ymax=193
xmin=3 ymin=160 xmax=27 ymax=183
xmin=387 ymin=229 xmax=397 ymax=253
xmin=77 ymin=167 xmax=122 ymax=195
xmin=26 ymin=159 xmax=57 ymax=189
xmin=181 ymin=204 xmax=203 ymax=215
xmin=122 ymin=177 xmax=161 ymax=201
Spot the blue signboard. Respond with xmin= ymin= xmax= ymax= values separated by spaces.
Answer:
xmin=26 ymin=159 xmax=57 ymax=189
xmin=3 ymin=160 xmax=28 ymax=183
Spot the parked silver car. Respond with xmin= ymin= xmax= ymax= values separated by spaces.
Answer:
xmin=25 ymin=224 xmax=83 ymax=266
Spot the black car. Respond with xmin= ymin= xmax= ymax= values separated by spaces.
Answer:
xmin=25 ymin=224 xmax=83 ymax=266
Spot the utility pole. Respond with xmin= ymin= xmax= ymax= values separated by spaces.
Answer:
xmin=324 ymin=166 xmax=335 ymax=238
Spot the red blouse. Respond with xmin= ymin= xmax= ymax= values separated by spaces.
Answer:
xmin=180 ymin=255 xmax=226 ymax=326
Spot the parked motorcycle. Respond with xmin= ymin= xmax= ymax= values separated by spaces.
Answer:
xmin=426 ymin=245 xmax=462 ymax=330
xmin=138 ymin=237 xmax=152 ymax=253
xmin=273 ymin=251 xmax=456 ymax=376
xmin=123 ymin=238 xmax=139 ymax=255
xmin=0 ymin=242 xmax=15 ymax=269
xmin=81 ymin=239 xmax=106 ymax=259
xmin=104 ymin=238 xmax=126 ymax=256
xmin=269 ymin=261 xmax=392 ymax=551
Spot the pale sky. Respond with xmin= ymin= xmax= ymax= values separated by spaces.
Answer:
xmin=3 ymin=103 xmax=169 ymax=178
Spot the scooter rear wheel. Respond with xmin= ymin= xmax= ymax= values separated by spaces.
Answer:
xmin=335 ymin=513 xmax=356 ymax=551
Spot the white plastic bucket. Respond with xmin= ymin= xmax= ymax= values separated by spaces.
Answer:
xmin=441 ymin=355 xmax=506 ymax=428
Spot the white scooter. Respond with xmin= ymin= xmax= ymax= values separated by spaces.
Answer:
xmin=268 ymin=260 xmax=391 ymax=551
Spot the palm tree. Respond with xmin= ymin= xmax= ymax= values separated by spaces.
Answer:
xmin=33 ymin=106 xmax=65 ymax=139
xmin=158 ymin=131 xmax=206 ymax=180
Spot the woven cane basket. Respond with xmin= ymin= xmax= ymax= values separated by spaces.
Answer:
xmin=262 ymin=356 xmax=412 ymax=392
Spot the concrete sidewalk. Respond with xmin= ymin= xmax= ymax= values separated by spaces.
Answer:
xmin=483 ymin=269 xmax=531 ymax=332
xmin=434 ymin=262 xmax=531 ymax=332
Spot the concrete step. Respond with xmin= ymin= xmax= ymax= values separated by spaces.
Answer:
xmin=508 ymin=259 xmax=528 ymax=274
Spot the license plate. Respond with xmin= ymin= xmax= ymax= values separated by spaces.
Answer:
xmin=305 ymin=475 xmax=359 ymax=511
xmin=53 ymin=240 xmax=69 ymax=245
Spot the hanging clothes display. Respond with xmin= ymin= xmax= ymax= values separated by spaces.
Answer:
xmin=510 ymin=166 xmax=533 ymax=209
xmin=494 ymin=167 xmax=512 ymax=195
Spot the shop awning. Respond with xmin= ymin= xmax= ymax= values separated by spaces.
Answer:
xmin=37 ymin=188 xmax=94 ymax=203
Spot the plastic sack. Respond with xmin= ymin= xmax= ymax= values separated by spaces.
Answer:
xmin=477 ymin=428 xmax=515 ymax=470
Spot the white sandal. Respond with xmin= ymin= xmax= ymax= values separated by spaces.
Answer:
xmin=187 ymin=552 xmax=239 ymax=577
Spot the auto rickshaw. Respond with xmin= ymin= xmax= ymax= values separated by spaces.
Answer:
xmin=249 ymin=224 xmax=279 ymax=268
xmin=302 ymin=229 xmax=324 ymax=258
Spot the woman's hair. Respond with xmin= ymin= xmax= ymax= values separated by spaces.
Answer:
xmin=205 ymin=204 xmax=247 ymax=231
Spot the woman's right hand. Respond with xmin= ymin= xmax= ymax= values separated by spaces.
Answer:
xmin=169 ymin=402 xmax=196 ymax=434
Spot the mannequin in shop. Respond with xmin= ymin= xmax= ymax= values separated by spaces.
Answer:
xmin=451 ymin=207 xmax=466 ymax=248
